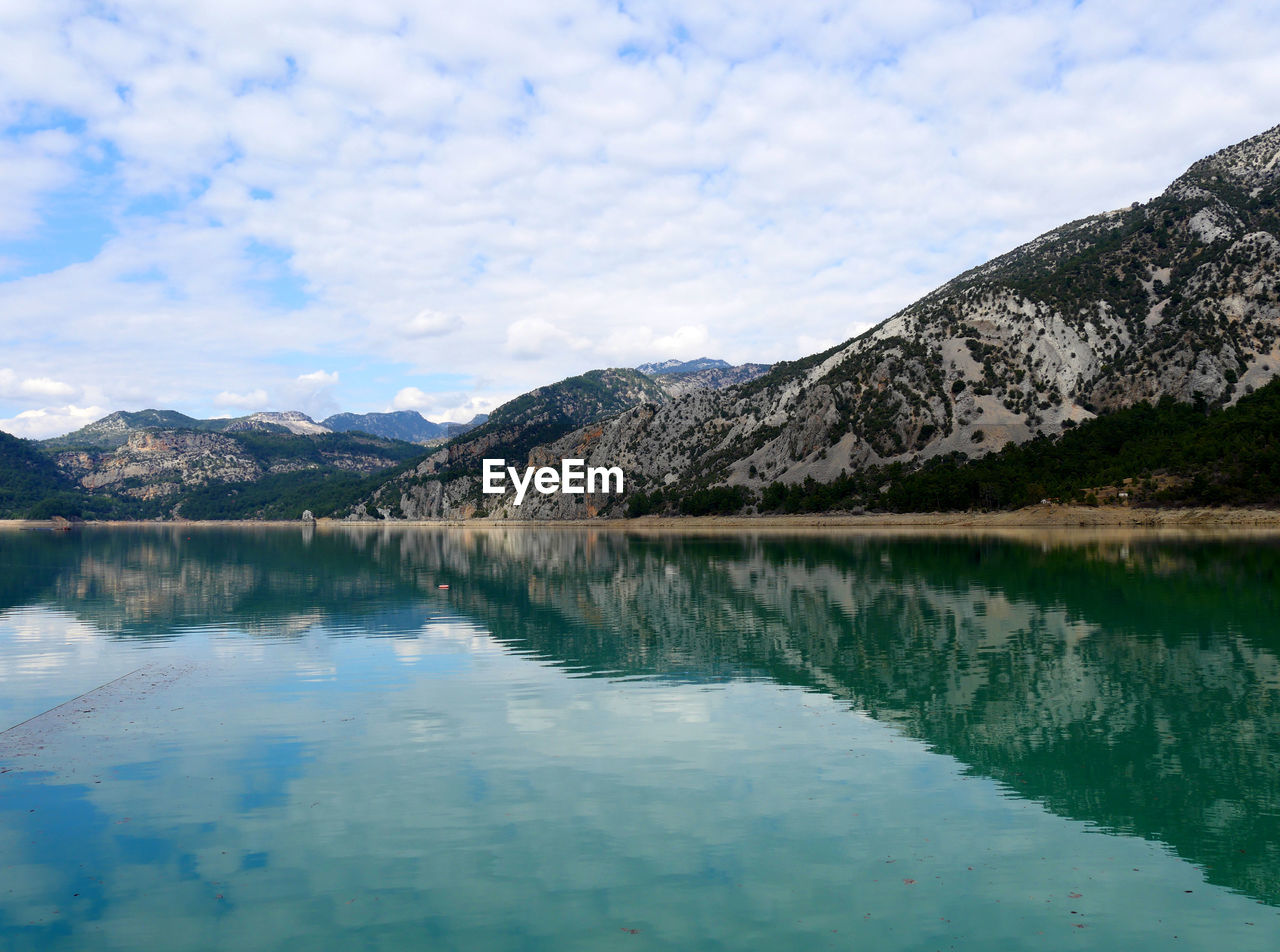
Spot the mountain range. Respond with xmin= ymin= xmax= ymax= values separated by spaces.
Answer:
xmin=3 ymin=123 xmax=1279 ymax=521
xmin=42 ymin=408 xmax=489 ymax=449
xmin=0 ymin=358 xmax=769 ymax=519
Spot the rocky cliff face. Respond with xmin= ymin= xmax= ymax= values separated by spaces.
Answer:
xmin=55 ymin=430 xmax=262 ymax=497
xmin=355 ymin=124 xmax=1280 ymax=520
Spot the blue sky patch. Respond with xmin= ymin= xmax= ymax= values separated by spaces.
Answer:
xmin=244 ymin=239 xmax=310 ymax=309
xmin=0 ymin=183 xmax=116 ymax=282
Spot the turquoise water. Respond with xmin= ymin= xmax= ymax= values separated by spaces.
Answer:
xmin=2 ymin=525 xmax=1279 ymax=949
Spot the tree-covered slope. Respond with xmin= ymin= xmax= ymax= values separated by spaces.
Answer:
xmin=0 ymin=431 xmax=74 ymax=516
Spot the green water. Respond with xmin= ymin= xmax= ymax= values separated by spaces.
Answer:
xmin=2 ymin=526 xmax=1279 ymax=950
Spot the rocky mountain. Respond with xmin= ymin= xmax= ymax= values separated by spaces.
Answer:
xmin=472 ymin=369 xmax=666 ymax=454
xmin=10 ymin=126 xmax=1280 ymax=523
xmin=649 ymin=362 xmax=772 ymax=399
xmin=10 ymin=355 xmax=782 ymax=519
xmin=350 ymin=122 xmax=1280 ymax=520
xmin=54 ymin=430 xmax=262 ymax=498
xmin=322 ymin=410 xmax=486 ymax=444
xmin=52 ymin=426 xmax=418 ymax=492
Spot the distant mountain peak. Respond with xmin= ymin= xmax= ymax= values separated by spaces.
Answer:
xmin=321 ymin=410 xmax=485 ymax=444
xmin=636 ymin=357 xmax=731 ymax=376
xmin=41 ymin=409 xmax=203 ymax=449
xmin=240 ymin=411 xmax=331 ymax=435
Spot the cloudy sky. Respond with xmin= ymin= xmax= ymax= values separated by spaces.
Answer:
xmin=2 ymin=0 xmax=1279 ymax=437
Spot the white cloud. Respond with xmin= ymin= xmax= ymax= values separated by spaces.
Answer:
xmin=597 ymin=322 xmax=711 ymax=365
xmin=391 ymin=386 xmax=432 ymax=411
xmin=1 ymin=1 xmax=1279 ymax=417
xmin=654 ymin=324 xmax=710 ymax=358
xmin=280 ymin=370 xmax=340 ymax=418
xmin=0 ymin=130 xmax=80 ymax=240
xmin=0 ymin=368 xmax=78 ymax=400
xmin=430 ymin=396 xmax=496 ymax=423
xmin=402 ymin=309 xmax=458 ymax=338
xmin=504 ymin=317 xmax=590 ymax=361
xmin=296 ymin=370 xmax=338 ymax=387
xmin=0 ymin=404 xmax=108 ymax=439
xmin=214 ymin=388 xmax=268 ymax=409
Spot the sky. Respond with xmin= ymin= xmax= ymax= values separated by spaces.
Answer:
xmin=2 ymin=1 xmax=1280 ymax=438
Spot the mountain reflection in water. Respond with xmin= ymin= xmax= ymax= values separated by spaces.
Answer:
xmin=3 ymin=524 xmax=1280 ymax=911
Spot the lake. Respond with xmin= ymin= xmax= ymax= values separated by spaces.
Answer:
xmin=2 ymin=524 xmax=1279 ymax=950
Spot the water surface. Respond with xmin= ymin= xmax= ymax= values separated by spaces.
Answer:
xmin=2 ymin=525 xmax=1279 ymax=949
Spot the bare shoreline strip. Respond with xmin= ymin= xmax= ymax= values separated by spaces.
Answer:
xmin=6 ymin=505 xmax=1280 ymax=537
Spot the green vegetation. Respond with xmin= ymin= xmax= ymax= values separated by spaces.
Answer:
xmin=20 ymin=491 xmax=157 ymax=521
xmin=177 ymin=469 xmax=388 ymax=520
xmin=0 ymin=431 xmax=77 ymax=516
xmin=676 ymin=485 xmax=752 ymax=516
xmin=626 ymin=488 xmax=665 ymax=517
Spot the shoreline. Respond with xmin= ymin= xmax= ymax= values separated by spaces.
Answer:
xmin=6 ymin=504 xmax=1280 ymax=534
